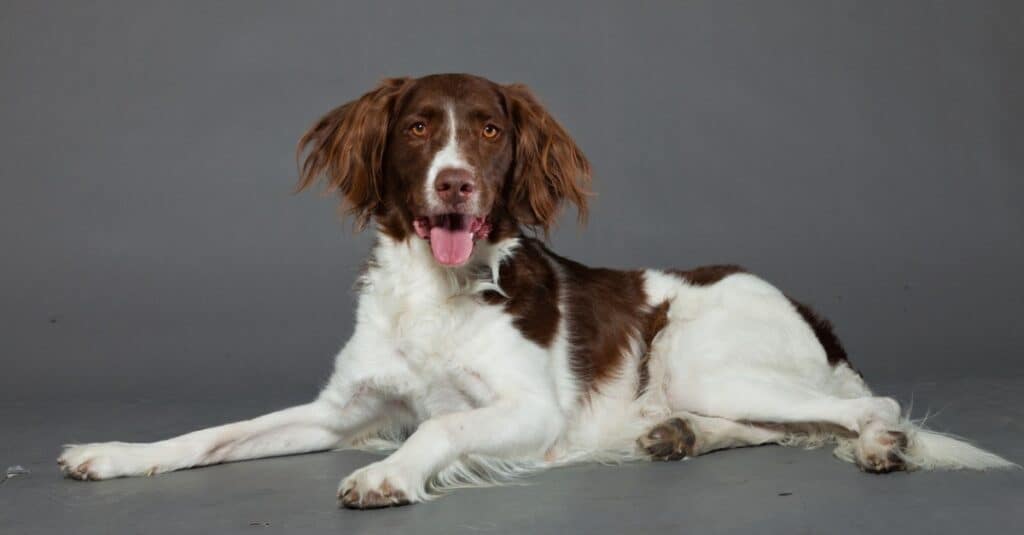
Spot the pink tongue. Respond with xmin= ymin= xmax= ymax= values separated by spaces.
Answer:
xmin=429 ymin=226 xmax=474 ymax=266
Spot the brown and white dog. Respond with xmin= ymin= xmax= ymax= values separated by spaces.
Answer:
xmin=58 ymin=74 xmax=1015 ymax=508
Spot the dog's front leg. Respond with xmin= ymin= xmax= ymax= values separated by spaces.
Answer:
xmin=338 ymin=398 xmax=561 ymax=509
xmin=57 ymin=384 xmax=392 ymax=481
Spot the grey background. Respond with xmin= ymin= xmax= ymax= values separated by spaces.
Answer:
xmin=1 ymin=1 xmax=1023 ymax=533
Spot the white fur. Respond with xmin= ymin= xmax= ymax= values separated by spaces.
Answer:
xmin=59 ymin=234 xmax=1017 ymax=504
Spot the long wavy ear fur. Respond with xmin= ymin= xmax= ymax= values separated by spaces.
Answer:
xmin=503 ymin=83 xmax=591 ymax=232
xmin=296 ymin=77 xmax=412 ymax=228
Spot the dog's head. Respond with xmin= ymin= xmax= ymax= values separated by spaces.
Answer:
xmin=296 ymin=74 xmax=590 ymax=267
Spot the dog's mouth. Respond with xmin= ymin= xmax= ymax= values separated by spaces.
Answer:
xmin=412 ymin=214 xmax=491 ymax=267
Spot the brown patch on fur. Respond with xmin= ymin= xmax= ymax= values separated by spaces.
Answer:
xmin=484 ymin=239 xmax=670 ymax=394
xmin=545 ymin=247 xmax=653 ymax=392
xmin=636 ymin=300 xmax=670 ymax=397
xmin=788 ymin=298 xmax=854 ymax=370
xmin=669 ymin=264 xmax=747 ymax=286
xmin=481 ymin=239 xmax=560 ymax=348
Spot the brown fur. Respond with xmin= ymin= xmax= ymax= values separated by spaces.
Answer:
xmin=482 ymin=239 xmax=674 ymax=396
xmin=669 ymin=264 xmax=747 ymax=286
xmin=296 ymin=77 xmax=413 ymax=229
xmin=385 ymin=75 xmax=512 ymax=237
xmin=788 ymin=298 xmax=853 ymax=369
xmin=545 ymin=249 xmax=653 ymax=393
xmin=481 ymin=239 xmax=561 ymax=348
xmin=502 ymin=84 xmax=592 ymax=231
xmin=483 ymin=239 xmax=671 ymax=396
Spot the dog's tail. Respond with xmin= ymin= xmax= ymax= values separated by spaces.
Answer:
xmin=898 ymin=425 xmax=1017 ymax=470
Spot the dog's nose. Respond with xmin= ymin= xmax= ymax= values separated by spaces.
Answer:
xmin=435 ymin=168 xmax=476 ymax=201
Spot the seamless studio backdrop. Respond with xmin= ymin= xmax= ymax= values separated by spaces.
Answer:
xmin=3 ymin=2 xmax=1024 ymax=534
xmin=2 ymin=3 xmax=1022 ymax=407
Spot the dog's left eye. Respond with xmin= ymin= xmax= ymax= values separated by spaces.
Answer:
xmin=482 ymin=124 xmax=500 ymax=139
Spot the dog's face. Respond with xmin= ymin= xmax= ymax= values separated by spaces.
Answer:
xmin=387 ymin=76 xmax=513 ymax=266
xmin=296 ymin=74 xmax=591 ymax=267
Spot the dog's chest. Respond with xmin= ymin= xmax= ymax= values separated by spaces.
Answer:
xmin=360 ymin=276 xmax=508 ymax=409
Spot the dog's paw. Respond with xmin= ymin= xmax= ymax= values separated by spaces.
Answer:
xmin=638 ymin=417 xmax=697 ymax=461
xmin=855 ymin=425 xmax=911 ymax=474
xmin=338 ymin=461 xmax=419 ymax=510
xmin=58 ymin=442 xmax=162 ymax=481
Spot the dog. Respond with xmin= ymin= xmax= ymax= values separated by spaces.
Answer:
xmin=58 ymin=73 xmax=1016 ymax=509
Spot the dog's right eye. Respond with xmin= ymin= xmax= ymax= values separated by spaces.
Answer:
xmin=409 ymin=122 xmax=427 ymax=137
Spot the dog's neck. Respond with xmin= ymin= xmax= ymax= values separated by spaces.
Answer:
xmin=365 ymin=230 xmax=521 ymax=299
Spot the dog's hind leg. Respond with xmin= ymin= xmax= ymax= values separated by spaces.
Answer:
xmin=58 ymin=391 xmax=392 ymax=481
xmin=669 ymin=374 xmax=914 ymax=470
xmin=675 ymin=375 xmax=902 ymax=434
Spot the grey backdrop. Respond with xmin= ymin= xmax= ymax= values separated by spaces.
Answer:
xmin=2 ymin=0 xmax=1022 ymax=404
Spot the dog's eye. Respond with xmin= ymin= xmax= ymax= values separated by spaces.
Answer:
xmin=482 ymin=124 xmax=500 ymax=140
xmin=410 ymin=122 xmax=427 ymax=137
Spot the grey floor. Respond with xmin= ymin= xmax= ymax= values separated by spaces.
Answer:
xmin=3 ymin=377 xmax=1022 ymax=534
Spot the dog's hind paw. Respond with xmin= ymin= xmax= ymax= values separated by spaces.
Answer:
xmin=638 ymin=417 xmax=697 ymax=461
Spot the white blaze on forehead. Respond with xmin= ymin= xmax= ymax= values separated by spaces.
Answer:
xmin=426 ymin=103 xmax=471 ymax=208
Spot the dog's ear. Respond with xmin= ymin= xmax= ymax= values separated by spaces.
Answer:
xmin=296 ymin=77 xmax=412 ymax=228
xmin=502 ymin=83 xmax=591 ymax=232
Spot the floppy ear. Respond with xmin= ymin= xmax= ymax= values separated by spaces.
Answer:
xmin=503 ymin=83 xmax=592 ymax=231
xmin=296 ymin=77 xmax=412 ymax=228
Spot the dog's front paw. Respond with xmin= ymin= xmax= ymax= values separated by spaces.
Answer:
xmin=338 ymin=461 xmax=420 ymax=510
xmin=58 ymin=442 xmax=162 ymax=481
